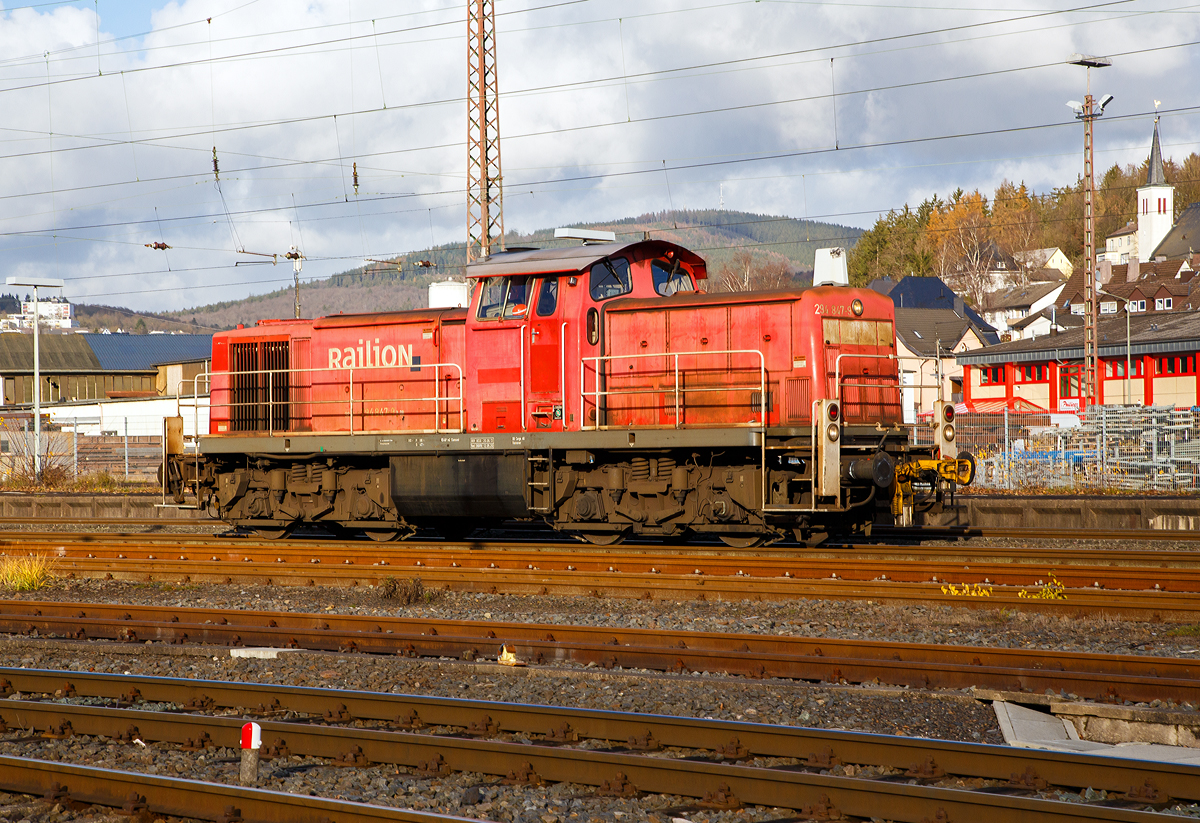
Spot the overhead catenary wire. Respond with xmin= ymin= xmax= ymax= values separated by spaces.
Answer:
xmin=3 ymin=0 xmax=1197 ymax=311
xmin=2 ymin=100 xmax=1197 ymax=245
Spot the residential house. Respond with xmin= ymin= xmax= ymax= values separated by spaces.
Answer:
xmin=1102 ymin=221 xmax=1138 ymax=264
xmin=980 ymin=280 xmax=1066 ymax=339
xmin=1060 ymin=258 xmax=1196 ymax=317
xmin=1013 ymin=247 xmax=1073 ymax=278
xmin=893 ymin=308 xmax=993 ymax=421
xmin=868 ymin=275 xmax=998 ymax=333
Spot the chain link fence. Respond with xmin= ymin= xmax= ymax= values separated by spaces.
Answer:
xmin=912 ymin=405 xmax=1200 ymax=492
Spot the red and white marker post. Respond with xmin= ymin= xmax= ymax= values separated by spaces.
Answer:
xmin=240 ymin=721 xmax=262 ymax=785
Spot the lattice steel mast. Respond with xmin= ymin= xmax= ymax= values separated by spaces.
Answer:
xmin=466 ymin=0 xmax=504 ymax=262
xmin=1068 ymin=54 xmax=1112 ymax=406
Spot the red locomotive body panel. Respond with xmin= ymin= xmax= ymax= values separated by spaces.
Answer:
xmin=598 ymin=286 xmax=900 ymax=429
xmin=308 ymin=309 xmax=465 ymax=433
xmin=206 ymin=243 xmax=899 ymax=438
xmin=208 ymin=312 xmax=465 ymax=435
xmin=798 ymin=286 xmax=902 ymax=424
xmin=209 ymin=319 xmax=314 ymax=435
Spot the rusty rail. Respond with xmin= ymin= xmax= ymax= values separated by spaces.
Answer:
xmin=0 ymin=690 xmax=1183 ymax=820
xmin=1 ymin=603 xmax=1197 ymax=703
xmin=2 ymin=668 xmax=1199 ymax=803
xmin=10 ymin=554 xmax=1200 ymax=617
xmin=0 ymin=756 xmax=476 ymax=823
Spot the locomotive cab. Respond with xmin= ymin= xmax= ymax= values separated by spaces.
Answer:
xmin=462 ymin=240 xmax=707 ymax=435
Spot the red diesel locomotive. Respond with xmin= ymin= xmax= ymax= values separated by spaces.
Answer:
xmin=165 ymin=238 xmax=965 ymax=544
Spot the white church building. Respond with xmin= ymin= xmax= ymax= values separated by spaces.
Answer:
xmin=1101 ymin=118 xmax=1175 ymax=265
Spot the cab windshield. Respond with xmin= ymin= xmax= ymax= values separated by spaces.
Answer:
xmin=652 ymin=259 xmax=694 ymax=296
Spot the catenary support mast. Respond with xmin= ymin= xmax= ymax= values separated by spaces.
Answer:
xmin=466 ymin=0 xmax=505 ymax=262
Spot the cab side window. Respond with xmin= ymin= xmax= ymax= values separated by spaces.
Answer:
xmin=589 ymin=258 xmax=632 ymax=301
xmin=476 ymin=276 xmax=535 ymax=320
xmin=535 ymin=277 xmax=559 ymax=316
xmin=477 ymin=278 xmax=505 ymax=319
xmin=652 ymin=259 xmax=694 ymax=296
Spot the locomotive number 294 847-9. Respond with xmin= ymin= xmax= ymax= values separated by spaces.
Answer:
xmin=812 ymin=303 xmax=852 ymax=316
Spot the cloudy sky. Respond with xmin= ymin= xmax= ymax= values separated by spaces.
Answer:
xmin=0 ymin=0 xmax=1197 ymax=314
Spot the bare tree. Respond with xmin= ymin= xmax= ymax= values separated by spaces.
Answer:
xmin=718 ymin=249 xmax=793 ymax=292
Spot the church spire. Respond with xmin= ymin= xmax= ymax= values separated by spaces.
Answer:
xmin=1146 ymin=117 xmax=1166 ymax=186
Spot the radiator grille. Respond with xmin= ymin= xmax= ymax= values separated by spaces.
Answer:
xmin=230 ymin=340 xmax=290 ymax=432
xmin=783 ymin=377 xmax=811 ymax=423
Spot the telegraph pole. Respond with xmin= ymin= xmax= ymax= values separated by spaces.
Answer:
xmin=1067 ymin=54 xmax=1112 ymax=407
xmin=466 ymin=0 xmax=505 ymax=262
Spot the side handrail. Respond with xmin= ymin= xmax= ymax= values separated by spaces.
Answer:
xmin=204 ymin=362 xmax=465 ymax=435
xmin=581 ymin=348 xmax=766 ymax=430
xmin=833 ymin=352 xmax=947 ymax=402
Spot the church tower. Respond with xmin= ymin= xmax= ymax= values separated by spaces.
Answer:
xmin=1136 ymin=117 xmax=1174 ymax=261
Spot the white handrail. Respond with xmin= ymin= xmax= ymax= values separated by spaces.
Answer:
xmin=204 ymin=361 xmax=465 ymax=436
xmin=581 ymin=348 xmax=766 ymax=431
xmin=560 ymin=322 xmax=568 ymax=419
xmin=520 ymin=325 xmax=526 ymax=432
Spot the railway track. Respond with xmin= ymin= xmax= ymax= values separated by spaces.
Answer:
xmin=6 ymin=548 xmax=1200 ymax=618
xmin=0 ymin=668 xmax=1191 ymax=820
xmin=2 ymin=601 xmax=1196 ymax=703
xmin=0 ymin=756 xmax=473 ymax=823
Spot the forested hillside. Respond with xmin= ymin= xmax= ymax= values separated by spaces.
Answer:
xmin=162 ymin=209 xmax=860 ymax=330
xmin=848 ymin=152 xmax=1200 ymax=296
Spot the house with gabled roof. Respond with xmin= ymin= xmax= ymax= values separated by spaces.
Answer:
xmin=893 ymin=307 xmax=994 ymax=419
xmin=980 ymin=280 xmax=1066 ymax=338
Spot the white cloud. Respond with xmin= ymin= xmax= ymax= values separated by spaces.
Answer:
xmin=0 ymin=0 xmax=1195 ymax=311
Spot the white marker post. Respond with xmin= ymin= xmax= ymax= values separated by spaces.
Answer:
xmin=240 ymin=721 xmax=262 ymax=785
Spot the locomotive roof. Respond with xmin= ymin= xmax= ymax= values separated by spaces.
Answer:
xmin=463 ymin=240 xmax=706 ymax=278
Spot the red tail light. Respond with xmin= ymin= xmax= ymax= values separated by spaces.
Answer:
xmin=943 ymin=405 xmax=955 ymax=423
xmin=828 ymin=402 xmax=840 ymax=421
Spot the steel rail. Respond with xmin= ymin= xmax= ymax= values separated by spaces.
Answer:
xmin=40 ymin=551 xmax=1200 ymax=592
xmin=0 ymin=698 xmax=1177 ymax=821
xmin=2 ymin=668 xmax=1198 ymax=803
xmin=0 ymin=756 xmax=476 ymax=823
xmin=19 ymin=555 xmax=1200 ymax=617
xmin=9 ymin=528 xmax=1200 ymax=558
xmin=12 ymin=532 xmax=1200 ymax=582
xmin=879 ymin=524 xmax=1200 ymax=543
xmin=2 ymin=604 xmax=1197 ymax=703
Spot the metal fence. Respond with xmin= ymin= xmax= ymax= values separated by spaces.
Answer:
xmin=912 ymin=405 xmax=1200 ymax=492
xmin=0 ymin=422 xmax=162 ymax=483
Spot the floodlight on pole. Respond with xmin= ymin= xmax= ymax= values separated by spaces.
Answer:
xmin=1066 ymin=53 xmax=1112 ymax=406
xmin=6 ymin=276 xmax=65 ymax=480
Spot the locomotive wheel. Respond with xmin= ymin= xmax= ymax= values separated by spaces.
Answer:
xmin=576 ymin=530 xmax=628 ymax=546
xmin=254 ymin=525 xmax=296 ymax=540
xmin=364 ymin=528 xmax=404 ymax=543
xmin=718 ymin=534 xmax=767 ymax=549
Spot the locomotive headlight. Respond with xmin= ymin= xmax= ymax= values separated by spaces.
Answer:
xmin=942 ymin=424 xmax=955 ymax=442
xmin=826 ymin=422 xmax=841 ymax=442
xmin=851 ymin=298 xmax=864 ymax=316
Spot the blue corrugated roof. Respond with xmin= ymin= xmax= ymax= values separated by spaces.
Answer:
xmin=869 ymin=276 xmax=999 ymax=343
xmin=82 ymin=333 xmax=213 ymax=371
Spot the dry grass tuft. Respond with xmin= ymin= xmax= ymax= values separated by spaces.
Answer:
xmin=378 ymin=576 xmax=435 ymax=605
xmin=0 ymin=554 xmax=57 ymax=591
